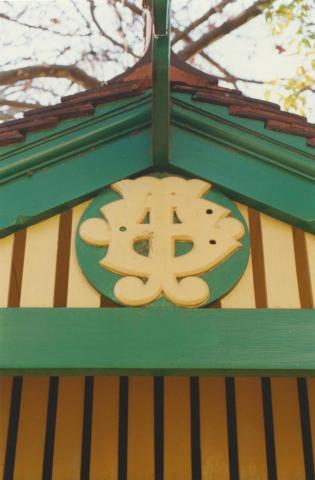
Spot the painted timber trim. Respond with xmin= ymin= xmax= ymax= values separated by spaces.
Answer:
xmin=0 ymin=95 xmax=153 ymax=238
xmin=171 ymin=96 xmax=315 ymax=234
xmin=0 ymin=92 xmax=315 ymax=236
xmin=1 ymin=308 xmax=315 ymax=375
xmin=152 ymin=0 xmax=170 ymax=169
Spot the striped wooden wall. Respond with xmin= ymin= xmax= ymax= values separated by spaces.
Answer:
xmin=0 ymin=201 xmax=315 ymax=479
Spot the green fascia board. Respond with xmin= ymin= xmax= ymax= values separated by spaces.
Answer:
xmin=1 ymin=308 xmax=315 ymax=375
xmin=171 ymin=96 xmax=315 ymax=234
xmin=0 ymin=90 xmax=315 ymax=236
xmin=0 ymin=95 xmax=153 ymax=237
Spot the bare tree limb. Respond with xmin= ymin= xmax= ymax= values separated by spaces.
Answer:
xmin=88 ymin=0 xmax=140 ymax=58
xmin=172 ymin=0 xmax=235 ymax=46
xmin=0 ymin=99 xmax=41 ymax=109
xmin=0 ymin=65 xmax=102 ymax=89
xmin=0 ymin=12 xmax=90 ymax=37
xmin=178 ymin=0 xmax=272 ymax=60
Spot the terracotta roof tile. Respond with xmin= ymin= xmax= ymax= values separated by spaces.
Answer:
xmin=0 ymin=65 xmax=314 ymax=149
xmin=0 ymin=130 xmax=24 ymax=146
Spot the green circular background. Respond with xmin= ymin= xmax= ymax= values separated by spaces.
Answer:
xmin=76 ymin=178 xmax=250 ymax=308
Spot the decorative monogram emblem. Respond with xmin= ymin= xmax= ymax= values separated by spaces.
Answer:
xmin=78 ymin=176 xmax=247 ymax=307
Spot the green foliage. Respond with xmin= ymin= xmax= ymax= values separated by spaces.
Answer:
xmin=264 ymin=0 xmax=314 ymax=117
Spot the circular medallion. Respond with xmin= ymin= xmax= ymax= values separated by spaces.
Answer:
xmin=76 ymin=176 xmax=250 ymax=308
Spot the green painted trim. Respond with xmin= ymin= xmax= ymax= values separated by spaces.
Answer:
xmin=1 ymin=308 xmax=315 ymax=375
xmin=172 ymin=96 xmax=315 ymax=181
xmin=0 ymin=94 xmax=151 ymax=185
xmin=170 ymin=97 xmax=315 ymax=235
xmin=0 ymin=91 xmax=315 ymax=237
xmin=0 ymin=96 xmax=153 ymax=238
xmin=152 ymin=0 xmax=170 ymax=169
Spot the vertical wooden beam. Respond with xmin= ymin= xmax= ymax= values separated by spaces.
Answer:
xmin=152 ymin=0 xmax=170 ymax=169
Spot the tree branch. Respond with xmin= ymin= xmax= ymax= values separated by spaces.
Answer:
xmin=0 ymin=65 xmax=102 ymax=89
xmin=178 ymin=0 xmax=272 ymax=60
xmin=0 ymin=99 xmax=41 ymax=109
xmin=88 ymin=0 xmax=140 ymax=58
xmin=172 ymin=0 xmax=235 ymax=46
xmin=0 ymin=12 xmax=90 ymax=37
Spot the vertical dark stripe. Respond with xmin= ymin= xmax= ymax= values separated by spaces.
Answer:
xmin=261 ymin=378 xmax=277 ymax=480
xmin=42 ymin=377 xmax=59 ymax=480
xmin=100 ymin=295 xmax=117 ymax=307
xmin=8 ymin=230 xmax=26 ymax=307
xmin=154 ymin=376 xmax=164 ymax=480
xmin=80 ymin=376 xmax=94 ymax=480
xmin=293 ymin=227 xmax=314 ymax=308
xmin=54 ymin=210 xmax=72 ymax=307
xmin=3 ymin=376 xmax=23 ymax=480
xmin=208 ymin=299 xmax=221 ymax=308
xmin=225 ymin=377 xmax=239 ymax=480
xmin=118 ymin=377 xmax=128 ymax=480
xmin=297 ymin=378 xmax=314 ymax=480
xmin=248 ymin=208 xmax=268 ymax=308
xmin=190 ymin=377 xmax=201 ymax=480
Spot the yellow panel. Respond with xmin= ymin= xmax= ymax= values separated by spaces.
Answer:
xmin=90 ymin=376 xmax=119 ymax=480
xmin=260 ymin=214 xmax=300 ymax=308
xmin=52 ymin=377 xmax=85 ymax=480
xmin=271 ymin=378 xmax=304 ymax=480
xmin=164 ymin=377 xmax=191 ymax=480
xmin=20 ymin=216 xmax=59 ymax=307
xmin=67 ymin=202 xmax=100 ymax=307
xmin=306 ymin=378 xmax=315 ymax=463
xmin=127 ymin=377 xmax=154 ymax=480
xmin=13 ymin=377 xmax=49 ymax=480
xmin=13 ymin=219 xmax=57 ymax=479
xmin=0 ymin=235 xmax=14 ymax=307
xmin=235 ymin=377 xmax=268 ymax=480
xmin=305 ymin=232 xmax=315 ymax=305
xmin=0 ymin=377 xmax=12 ymax=479
xmin=199 ymin=377 xmax=229 ymax=480
xmin=221 ymin=204 xmax=255 ymax=308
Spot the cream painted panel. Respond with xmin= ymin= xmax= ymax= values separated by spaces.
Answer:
xmin=260 ymin=215 xmax=304 ymax=479
xmin=305 ymin=232 xmax=315 ymax=305
xmin=0 ymin=235 xmax=13 ymax=307
xmin=14 ymin=218 xmax=57 ymax=478
xmin=20 ymin=216 xmax=59 ymax=307
xmin=220 ymin=204 xmax=255 ymax=308
xmin=67 ymin=202 xmax=100 ymax=307
xmin=260 ymin=213 xmax=300 ymax=308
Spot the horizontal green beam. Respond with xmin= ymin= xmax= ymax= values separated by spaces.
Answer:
xmin=1 ymin=308 xmax=315 ymax=375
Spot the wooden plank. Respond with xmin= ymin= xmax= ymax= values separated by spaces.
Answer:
xmin=222 ymin=212 xmax=267 ymax=479
xmin=13 ymin=377 xmax=49 ymax=480
xmin=261 ymin=213 xmax=304 ymax=479
xmin=0 ymin=377 xmax=12 ymax=479
xmin=271 ymin=378 xmax=305 ymax=480
xmin=306 ymin=378 xmax=315 ymax=466
xmin=2 ymin=308 xmax=315 ymax=374
xmin=52 ymin=376 xmax=85 ymax=480
xmin=89 ymin=376 xmax=119 ymax=480
xmin=13 ymin=218 xmax=57 ymax=478
xmin=127 ymin=376 xmax=154 ymax=480
xmin=20 ymin=216 xmax=59 ymax=307
xmin=164 ymin=377 xmax=191 ymax=480
xmin=235 ymin=378 xmax=267 ymax=480
xmin=0 ymin=235 xmax=13 ymax=307
xmin=199 ymin=377 xmax=229 ymax=480
xmin=67 ymin=202 xmax=100 ymax=307
xmin=260 ymin=213 xmax=300 ymax=308
xmin=221 ymin=203 xmax=255 ymax=308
